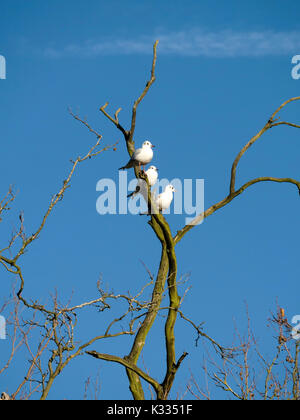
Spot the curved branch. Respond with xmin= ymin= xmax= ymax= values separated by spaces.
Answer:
xmin=229 ymin=124 xmax=270 ymax=195
xmin=174 ymin=177 xmax=300 ymax=244
xmin=271 ymin=121 xmax=300 ymax=129
xmin=86 ymin=351 xmax=163 ymax=396
xmin=229 ymin=96 xmax=300 ymax=195
xmin=11 ymin=132 xmax=115 ymax=263
xmin=270 ymin=96 xmax=300 ymax=120
xmin=175 ymin=97 xmax=300 ymax=244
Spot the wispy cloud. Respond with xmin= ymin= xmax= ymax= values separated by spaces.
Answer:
xmin=42 ymin=29 xmax=300 ymax=59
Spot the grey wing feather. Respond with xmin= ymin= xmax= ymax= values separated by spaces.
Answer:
xmin=119 ymin=148 xmax=142 ymax=170
xmin=119 ymin=158 xmax=136 ymax=170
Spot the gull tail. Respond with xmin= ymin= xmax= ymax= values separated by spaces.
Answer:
xmin=127 ymin=186 xmax=140 ymax=198
xmin=119 ymin=160 xmax=135 ymax=171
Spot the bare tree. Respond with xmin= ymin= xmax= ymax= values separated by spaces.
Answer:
xmin=0 ymin=40 xmax=299 ymax=400
xmin=84 ymin=41 xmax=299 ymax=400
xmin=186 ymin=305 xmax=299 ymax=400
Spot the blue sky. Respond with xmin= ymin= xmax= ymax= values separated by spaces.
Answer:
xmin=0 ymin=0 xmax=299 ymax=400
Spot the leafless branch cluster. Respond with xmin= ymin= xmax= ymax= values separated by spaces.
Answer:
xmin=0 ymin=270 xmax=160 ymax=399
xmin=186 ymin=305 xmax=299 ymax=400
xmin=0 ymin=119 xmax=122 ymax=399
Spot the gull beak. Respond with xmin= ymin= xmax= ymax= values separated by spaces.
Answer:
xmin=151 ymin=145 xmax=155 ymax=148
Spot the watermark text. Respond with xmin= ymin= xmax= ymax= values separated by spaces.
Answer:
xmin=291 ymin=55 xmax=300 ymax=80
xmin=0 ymin=315 xmax=6 ymax=339
xmin=0 ymin=55 xmax=6 ymax=80
xmin=96 ymin=172 xmax=204 ymax=226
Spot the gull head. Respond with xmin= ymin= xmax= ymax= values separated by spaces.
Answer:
xmin=148 ymin=165 xmax=158 ymax=172
xmin=166 ymin=184 xmax=176 ymax=193
xmin=142 ymin=140 xmax=155 ymax=148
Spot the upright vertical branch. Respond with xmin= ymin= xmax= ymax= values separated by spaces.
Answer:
xmin=128 ymin=40 xmax=159 ymax=144
xmin=125 ymin=244 xmax=169 ymax=400
xmin=91 ymin=40 xmax=188 ymax=400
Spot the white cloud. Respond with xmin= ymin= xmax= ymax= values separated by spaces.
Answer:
xmin=42 ymin=29 xmax=300 ymax=58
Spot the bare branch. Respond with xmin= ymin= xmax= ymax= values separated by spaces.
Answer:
xmin=174 ymin=176 xmax=300 ymax=244
xmin=128 ymin=40 xmax=159 ymax=143
xmin=173 ymin=96 xmax=300 ymax=244
xmin=86 ymin=350 xmax=163 ymax=396
xmin=99 ymin=102 xmax=129 ymax=139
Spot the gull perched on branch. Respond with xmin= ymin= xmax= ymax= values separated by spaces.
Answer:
xmin=127 ymin=166 xmax=158 ymax=199
xmin=119 ymin=141 xmax=154 ymax=171
xmin=155 ymin=184 xmax=176 ymax=213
